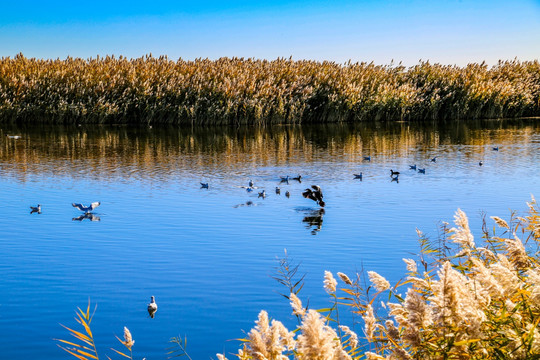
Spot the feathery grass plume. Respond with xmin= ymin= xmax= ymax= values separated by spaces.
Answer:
xmin=364 ymin=352 xmax=387 ymax=360
xmin=216 ymin=354 xmax=228 ymax=360
xmin=367 ymin=271 xmax=390 ymax=292
xmin=112 ymin=326 xmax=135 ymax=359
xmin=324 ymin=270 xmax=338 ymax=294
xmin=296 ymin=309 xmax=348 ymax=360
xmin=448 ymin=208 xmax=475 ymax=252
xmin=338 ymin=325 xmax=358 ymax=349
xmin=337 ymin=272 xmax=353 ymax=286
xmin=362 ymin=304 xmax=377 ymax=342
xmin=491 ymin=216 xmax=510 ymax=229
xmin=242 ymin=310 xmax=295 ymax=360
xmin=402 ymin=258 xmax=417 ymax=273
xmin=505 ymin=233 xmax=531 ymax=268
xmin=290 ymin=292 xmax=306 ymax=317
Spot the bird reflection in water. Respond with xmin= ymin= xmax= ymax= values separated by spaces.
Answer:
xmin=302 ymin=208 xmax=325 ymax=235
xmin=72 ymin=213 xmax=101 ymax=222
xmin=233 ymin=201 xmax=258 ymax=208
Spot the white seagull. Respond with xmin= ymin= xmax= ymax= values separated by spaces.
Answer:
xmin=72 ymin=202 xmax=101 ymax=213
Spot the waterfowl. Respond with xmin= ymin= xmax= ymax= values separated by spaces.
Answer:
xmin=479 ymin=161 xmax=483 ymax=166
xmin=390 ymin=169 xmax=400 ymax=176
xmin=285 ymin=191 xmax=290 ymax=198
xmin=409 ymin=164 xmax=417 ymax=170
xmin=258 ymin=190 xmax=266 ymax=198
xmin=275 ymin=187 xmax=281 ymax=195
xmin=431 ymin=156 xmax=438 ymax=162
xmin=200 ymin=182 xmax=209 ymax=189
xmin=492 ymin=146 xmax=499 ymax=151
xmin=248 ymin=179 xmax=254 ymax=188
xmin=30 ymin=204 xmax=41 ymax=214
xmin=280 ymin=176 xmax=289 ymax=183
xmin=72 ymin=202 xmax=101 ymax=213
xmin=302 ymin=185 xmax=325 ymax=207
xmin=363 ymin=156 xmax=371 ymax=161
xmin=418 ymin=168 xmax=426 ymax=174
xmin=354 ymin=173 xmax=363 ymax=180
xmin=292 ymin=175 xmax=302 ymax=182
xmin=6 ymin=135 xmax=21 ymax=139
xmin=148 ymin=296 xmax=158 ymax=318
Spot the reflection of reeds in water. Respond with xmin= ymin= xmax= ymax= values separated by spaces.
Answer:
xmin=0 ymin=121 xmax=538 ymax=181
xmin=0 ymin=55 xmax=539 ymax=124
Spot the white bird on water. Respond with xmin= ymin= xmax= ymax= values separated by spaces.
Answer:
xmin=148 ymin=296 xmax=158 ymax=318
xmin=72 ymin=202 xmax=101 ymax=213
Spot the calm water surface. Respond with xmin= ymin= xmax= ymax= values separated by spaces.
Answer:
xmin=0 ymin=121 xmax=539 ymax=359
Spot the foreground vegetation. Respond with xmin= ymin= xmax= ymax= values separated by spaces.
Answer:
xmin=1 ymin=54 xmax=539 ymax=124
xmin=58 ymin=197 xmax=540 ymax=359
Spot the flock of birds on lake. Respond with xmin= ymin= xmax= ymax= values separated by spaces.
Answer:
xmin=20 ymin=141 xmax=502 ymax=316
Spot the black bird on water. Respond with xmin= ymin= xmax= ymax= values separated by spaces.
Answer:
xmin=200 ymin=182 xmax=209 ymax=189
xmin=431 ymin=156 xmax=438 ymax=162
xmin=363 ymin=156 xmax=371 ymax=161
xmin=354 ymin=173 xmax=363 ymax=180
xmin=292 ymin=175 xmax=302 ymax=182
xmin=390 ymin=169 xmax=400 ymax=176
xmin=302 ymin=185 xmax=325 ymax=207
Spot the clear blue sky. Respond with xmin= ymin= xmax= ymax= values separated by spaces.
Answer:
xmin=1 ymin=0 xmax=539 ymax=65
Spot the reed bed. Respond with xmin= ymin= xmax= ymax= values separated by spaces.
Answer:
xmin=229 ymin=196 xmax=540 ymax=359
xmin=1 ymin=54 xmax=539 ymax=124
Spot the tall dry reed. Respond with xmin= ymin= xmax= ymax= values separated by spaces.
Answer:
xmin=2 ymin=54 xmax=539 ymax=124
xmin=227 ymin=196 xmax=540 ymax=359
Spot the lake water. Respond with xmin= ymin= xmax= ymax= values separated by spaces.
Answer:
xmin=0 ymin=120 xmax=539 ymax=359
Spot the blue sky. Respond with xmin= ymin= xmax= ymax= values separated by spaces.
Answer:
xmin=1 ymin=0 xmax=539 ymax=65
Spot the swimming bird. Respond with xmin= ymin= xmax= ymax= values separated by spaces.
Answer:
xmin=390 ymin=169 xmax=400 ymax=176
xmin=492 ymin=146 xmax=499 ymax=151
xmin=147 ymin=296 xmax=158 ymax=319
xmin=72 ymin=202 xmax=101 ymax=213
xmin=302 ymin=185 xmax=325 ymax=207
xmin=30 ymin=204 xmax=41 ymax=214
xmin=363 ymin=156 xmax=371 ymax=161
xmin=409 ymin=164 xmax=417 ymax=170
xmin=258 ymin=190 xmax=266 ymax=198
xmin=200 ymin=182 xmax=209 ymax=189
xmin=479 ymin=161 xmax=483 ymax=166
xmin=292 ymin=175 xmax=302 ymax=182
xmin=285 ymin=191 xmax=290 ymax=198
xmin=275 ymin=187 xmax=281 ymax=195
xmin=6 ymin=135 xmax=21 ymax=139
xmin=418 ymin=168 xmax=426 ymax=174
xmin=248 ymin=179 xmax=254 ymax=188
xmin=280 ymin=176 xmax=289 ymax=183
xmin=431 ymin=156 xmax=438 ymax=162
xmin=354 ymin=173 xmax=363 ymax=180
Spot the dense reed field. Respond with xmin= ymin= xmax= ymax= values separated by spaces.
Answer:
xmin=1 ymin=54 xmax=539 ymax=124
xmin=58 ymin=198 xmax=540 ymax=359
